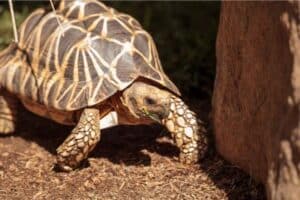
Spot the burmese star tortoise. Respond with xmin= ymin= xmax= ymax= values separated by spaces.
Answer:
xmin=0 ymin=0 xmax=207 ymax=171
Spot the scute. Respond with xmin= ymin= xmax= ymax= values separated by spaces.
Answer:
xmin=84 ymin=2 xmax=107 ymax=16
xmin=58 ymin=28 xmax=86 ymax=65
xmin=39 ymin=17 xmax=60 ymax=50
xmin=134 ymin=33 xmax=150 ymax=59
xmin=19 ymin=9 xmax=45 ymax=45
xmin=90 ymin=38 xmax=123 ymax=65
xmin=115 ymin=52 xmax=137 ymax=82
xmin=15 ymin=0 xmax=180 ymax=111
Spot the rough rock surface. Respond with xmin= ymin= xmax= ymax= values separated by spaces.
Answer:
xmin=213 ymin=1 xmax=300 ymax=199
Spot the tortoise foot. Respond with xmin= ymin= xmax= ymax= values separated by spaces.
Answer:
xmin=179 ymin=149 xmax=199 ymax=164
xmin=178 ymin=125 xmax=208 ymax=164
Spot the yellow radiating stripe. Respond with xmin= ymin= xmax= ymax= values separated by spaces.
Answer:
xmin=20 ymin=68 xmax=32 ymax=96
xmin=19 ymin=9 xmax=45 ymax=48
xmin=69 ymin=84 xmax=86 ymax=108
xmin=54 ymin=30 xmax=63 ymax=72
xmin=56 ymin=80 xmax=73 ymax=103
xmin=102 ymin=18 xmax=108 ymax=37
xmin=113 ymin=16 xmax=133 ymax=34
xmin=73 ymin=48 xmax=80 ymax=82
xmin=39 ymin=13 xmax=66 ymax=56
xmin=102 ymin=37 xmax=124 ymax=46
xmin=5 ymin=61 xmax=19 ymax=93
xmin=44 ymin=31 xmax=56 ymax=76
xmin=87 ymin=17 xmax=103 ymax=32
xmin=110 ymin=45 xmax=127 ymax=68
xmin=91 ymin=78 xmax=103 ymax=103
xmin=86 ymin=47 xmax=104 ymax=77
xmin=43 ymin=73 xmax=59 ymax=106
xmin=82 ymin=50 xmax=92 ymax=81
xmin=78 ymin=1 xmax=85 ymax=19
xmin=65 ymin=4 xmax=78 ymax=18
xmin=89 ymin=47 xmax=110 ymax=69
xmin=132 ymin=48 xmax=150 ymax=66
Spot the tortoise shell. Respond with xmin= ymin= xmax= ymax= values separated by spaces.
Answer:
xmin=15 ymin=0 xmax=180 ymax=111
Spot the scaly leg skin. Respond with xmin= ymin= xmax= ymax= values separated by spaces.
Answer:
xmin=163 ymin=96 xmax=208 ymax=164
xmin=56 ymin=108 xmax=100 ymax=171
xmin=0 ymin=90 xmax=18 ymax=134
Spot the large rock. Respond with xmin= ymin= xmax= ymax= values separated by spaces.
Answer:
xmin=212 ymin=2 xmax=300 ymax=199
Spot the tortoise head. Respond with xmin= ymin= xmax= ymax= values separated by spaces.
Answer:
xmin=120 ymin=81 xmax=170 ymax=124
xmin=120 ymin=81 xmax=207 ymax=162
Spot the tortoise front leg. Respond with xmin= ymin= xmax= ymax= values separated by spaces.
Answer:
xmin=162 ymin=96 xmax=208 ymax=164
xmin=56 ymin=108 xmax=100 ymax=171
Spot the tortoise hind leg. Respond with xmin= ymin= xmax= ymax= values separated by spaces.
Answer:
xmin=0 ymin=90 xmax=18 ymax=134
xmin=56 ymin=108 xmax=101 ymax=171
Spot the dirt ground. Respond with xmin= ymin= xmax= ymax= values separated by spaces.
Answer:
xmin=0 ymin=101 xmax=265 ymax=200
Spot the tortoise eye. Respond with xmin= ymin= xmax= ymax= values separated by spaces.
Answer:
xmin=144 ymin=97 xmax=156 ymax=105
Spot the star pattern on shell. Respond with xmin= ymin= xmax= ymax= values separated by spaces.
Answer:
xmin=8 ymin=0 xmax=180 ymax=111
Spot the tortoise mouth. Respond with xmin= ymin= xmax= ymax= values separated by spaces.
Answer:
xmin=118 ymin=96 xmax=152 ymax=125
xmin=140 ymin=109 xmax=163 ymax=123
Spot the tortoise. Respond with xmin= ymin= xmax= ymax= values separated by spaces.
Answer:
xmin=0 ymin=0 xmax=207 ymax=171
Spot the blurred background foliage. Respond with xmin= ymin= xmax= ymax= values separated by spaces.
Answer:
xmin=0 ymin=1 xmax=220 ymax=100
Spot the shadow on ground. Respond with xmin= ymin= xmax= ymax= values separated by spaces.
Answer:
xmin=16 ymin=105 xmax=179 ymax=168
xmin=0 ymin=102 xmax=266 ymax=199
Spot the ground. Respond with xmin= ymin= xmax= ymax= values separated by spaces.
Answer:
xmin=0 ymin=101 xmax=265 ymax=200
